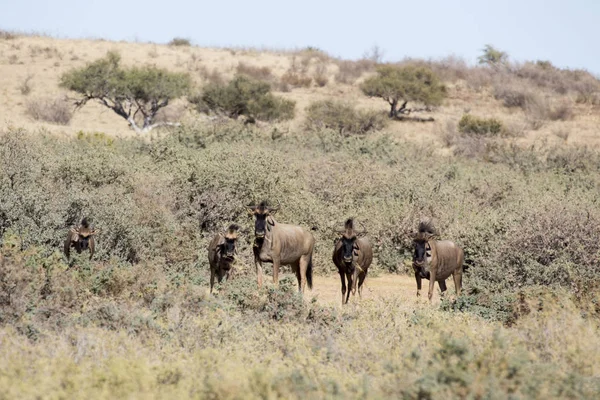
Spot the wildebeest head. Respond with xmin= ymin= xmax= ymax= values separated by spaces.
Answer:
xmin=338 ymin=218 xmax=366 ymax=265
xmin=247 ymin=200 xmax=279 ymax=239
xmin=412 ymin=220 xmax=436 ymax=278
xmin=70 ymin=218 xmax=98 ymax=249
xmin=220 ymin=224 xmax=239 ymax=259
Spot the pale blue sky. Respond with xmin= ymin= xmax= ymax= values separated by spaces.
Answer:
xmin=2 ymin=0 xmax=599 ymax=74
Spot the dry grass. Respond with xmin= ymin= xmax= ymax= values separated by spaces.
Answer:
xmin=0 ymin=35 xmax=599 ymax=149
xmin=18 ymin=74 xmax=34 ymax=95
xmin=25 ymin=97 xmax=72 ymax=125
xmin=236 ymin=62 xmax=274 ymax=82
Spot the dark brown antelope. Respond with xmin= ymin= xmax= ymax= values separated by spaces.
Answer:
xmin=412 ymin=220 xmax=464 ymax=301
xmin=248 ymin=201 xmax=314 ymax=293
xmin=332 ymin=218 xmax=373 ymax=305
xmin=64 ymin=218 xmax=98 ymax=260
xmin=208 ymin=224 xmax=239 ymax=293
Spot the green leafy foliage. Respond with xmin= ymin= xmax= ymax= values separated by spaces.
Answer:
xmin=478 ymin=44 xmax=509 ymax=66
xmin=60 ymin=52 xmax=191 ymax=133
xmin=360 ymin=64 xmax=446 ymax=117
xmin=2 ymin=121 xmax=600 ymax=398
xmin=305 ymin=100 xmax=387 ymax=135
xmin=458 ymin=114 xmax=504 ymax=135
xmin=192 ymin=75 xmax=295 ymax=122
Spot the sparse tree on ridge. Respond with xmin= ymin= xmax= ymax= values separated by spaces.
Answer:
xmin=478 ymin=44 xmax=508 ymax=67
xmin=60 ymin=52 xmax=191 ymax=134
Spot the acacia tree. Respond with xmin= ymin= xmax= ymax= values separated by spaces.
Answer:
xmin=360 ymin=64 xmax=446 ymax=119
xmin=60 ymin=52 xmax=191 ymax=133
xmin=478 ymin=44 xmax=508 ymax=67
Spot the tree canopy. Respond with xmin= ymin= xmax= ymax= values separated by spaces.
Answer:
xmin=60 ymin=52 xmax=191 ymax=133
xmin=478 ymin=44 xmax=508 ymax=67
xmin=192 ymin=75 xmax=295 ymax=123
xmin=360 ymin=64 xmax=446 ymax=118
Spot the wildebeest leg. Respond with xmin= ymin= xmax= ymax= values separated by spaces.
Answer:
xmin=292 ymin=262 xmax=301 ymax=292
xmin=210 ymin=268 xmax=216 ymax=294
xmin=272 ymin=255 xmax=281 ymax=287
xmin=438 ymin=280 xmax=447 ymax=298
xmin=345 ymin=271 xmax=353 ymax=304
xmin=453 ymin=268 xmax=463 ymax=296
xmin=357 ymin=271 xmax=367 ymax=298
xmin=415 ymin=272 xmax=422 ymax=297
xmin=428 ymin=270 xmax=437 ymax=302
xmin=339 ymin=272 xmax=347 ymax=305
xmin=89 ymin=237 xmax=95 ymax=260
xmin=217 ymin=268 xmax=226 ymax=285
xmin=255 ymin=259 xmax=264 ymax=288
xmin=299 ymin=255 xmax=309 ymax=293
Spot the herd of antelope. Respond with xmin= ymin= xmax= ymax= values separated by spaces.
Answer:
xmin=65 ymin=201 xmax=466 ymax=305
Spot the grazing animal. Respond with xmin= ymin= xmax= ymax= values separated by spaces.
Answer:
xmin=208 ymin=224 xmax=239 ymax=293
xmin=332 ymin=218 xmax=373 ymax=305
xmin=248 ymin=201 xmax=314 ymax=292
xmin=64 ymin=218 xmax=98 ymax=260
xmin=412 ymin=220 xmax=465 ymax=301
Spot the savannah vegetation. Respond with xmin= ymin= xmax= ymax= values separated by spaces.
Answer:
xmin=1 ymin=33 xmax=600 ymax=398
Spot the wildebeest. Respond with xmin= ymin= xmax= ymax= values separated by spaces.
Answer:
xmin=332 ymin=218 xmax=373 ymax=304
xmin=208 ymin=224 xmax=239 ymax=293
xmin=412 ymin=220 xmax=464 ymax=301
xmin=64 ymin=218 xmax=98 ymax=260
xmin=248 ymin=201 xmax=314 ymax=292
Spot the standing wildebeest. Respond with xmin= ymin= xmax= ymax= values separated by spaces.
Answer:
xmin=208 ymin=224 xmax=239 ymax=293
xmin=412 ymin=220 xmax=465 ymax=301
xmin=248 ymin=201 xmax=314 ymax=292
xmin=332 ymin=218 xmax=373 ymax=304
xmin=64 ymin=218 xmax=98 ymax=260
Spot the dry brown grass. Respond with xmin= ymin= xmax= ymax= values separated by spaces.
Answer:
xmin=236 ymin=62 xmax=274 ymax=82
xmin=25 ymin=97 xmax=72 ymax=125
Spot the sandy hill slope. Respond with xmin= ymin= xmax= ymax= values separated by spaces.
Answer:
xmin=1 ymin=34 xmax=599 ymax=147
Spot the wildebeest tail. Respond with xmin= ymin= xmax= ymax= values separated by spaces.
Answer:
xmin=307 ymin=255 xmax=313 ymax=290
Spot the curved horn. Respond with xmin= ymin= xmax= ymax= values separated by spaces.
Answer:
xmin=269 ymin=200 xmax=281 ymax=213
xmin=357 ymin=221 xmax=368 ymax=235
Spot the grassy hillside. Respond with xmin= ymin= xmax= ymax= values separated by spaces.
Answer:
xmin=1 ymin=33 xmax=600 ymax=398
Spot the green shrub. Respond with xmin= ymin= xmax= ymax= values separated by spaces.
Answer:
xmin=360 ymin=64 xmax=446 ymax=118
xmin=458 ymin=114 xmax=503 ymax=135
xmin=192 ymin=75 xmax=295 ymax=122
xmin=478 ymin=44 xmax=508 ymax=66
xmin=305 ymin=100 xmax=387 ymax=136
xmin=168 ymin=37 xmax=191 ymax=47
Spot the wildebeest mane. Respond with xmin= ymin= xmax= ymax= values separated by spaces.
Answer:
xmin=415 ymin=219 xmax=436 ymax=241
xmin=228 ymin=224 xmax=239 ymax=232
xmin=344 ymin=218 xmax=354 ymax=231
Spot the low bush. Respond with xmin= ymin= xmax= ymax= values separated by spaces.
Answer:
xmin=457 ymin=114 xmax=503 ymax=135
xmin=235 ymin=62 xmax=274 ymax=82
xmin=280 ymin=70 xmax=312 ymax=88
xmin=191 ymin=75 xmax=295 ymax=122
xmin=25 ymin=97 xmax=72 ymax=125
xmin=168 ymin=37 xmax=191 ymax=47
xmin=334 ymin=59 xmax=374 ymax=84
xmin=305 ymin=100 xmax=387 ymax=135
